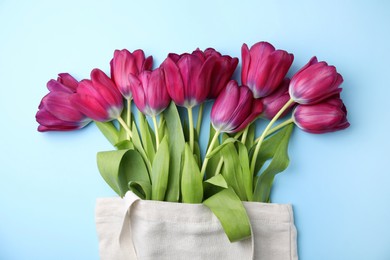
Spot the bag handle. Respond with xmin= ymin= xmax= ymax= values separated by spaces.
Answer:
xmin=119 ymin=192 xmax=256 ymax=260
xmin=119 ymin=192 xmax=141 ymax=259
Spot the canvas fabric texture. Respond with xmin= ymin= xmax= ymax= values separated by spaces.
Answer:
xmin=95 ymin=192 xmax=298 ymax=260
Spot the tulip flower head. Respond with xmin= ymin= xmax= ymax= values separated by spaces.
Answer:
xmin=211 ymin=80 xmax=263 ymax=133
xmin=192 ymin=48 xmax=238 ymax=99
xmin=292 ymin=96 xmax=350 ymax=134
xmin=129 ymin=68 xmax=171 ymax=117
xmin=241 ymin=41 xmax=294 ymax=98
xmin=161 ymin=51 xmax=217 ymax=108
xmin=110 ymin=49 xmax=153 ymax=100
xmin=36 ymin=73 xmax=91 ymax=132
xmin=289 ymin=57 xmax=343 ymax=105
xmin=71 ymin=69 xmax=124 ymax=122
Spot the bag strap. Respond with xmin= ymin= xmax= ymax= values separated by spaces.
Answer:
xmin=119 ymin=192 xmax=141 ymax=259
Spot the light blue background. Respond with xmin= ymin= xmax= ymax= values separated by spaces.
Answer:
xmin=1 ymin=0 xmax=389 ymax=259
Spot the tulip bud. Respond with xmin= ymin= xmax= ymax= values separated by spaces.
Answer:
xmin=292 ymin=96 xmax=350 ymax=134
xmin=289 ymin=57 xmax=343 ymax=105
xmin=110 ymin=49 xmax=153 ymax=99
xmin=71 ymin=69 xmax=123 ymax=122
xmin=36 ymin=74 xmax=91 ymax=132
xmin=192 ymin=48 xmax=238 ymax=99
xmin=241 ymin=41 xmax=294 ymax=98
xmin=261 ymin=78 xmax=293 ymax=120
xmin=161 ymin=51 xmax=217 ymax=108
xmin=129 ymin=68 xmax=171 ymax=117
xmin=211 ymin=80 xmax=263 ymax=133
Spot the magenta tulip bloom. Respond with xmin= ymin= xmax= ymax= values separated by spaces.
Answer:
xmin=241 ymin=41 xmax=294 ymax=98
xmin=211 ymin=80 xmax=263 ymax=133
xmin=292 ymin=96 xmax=350 ymax=134
xmin=289 ymin=57 xmax=343 ymax=105
xmin=129 ymin=68 xmax=171 ymax=117
xmin=261 ymin=78 xmax=294 ymax=120
xmin=110 ymin=49 xmax=153 ymax=99
xmin=36 ymin=73 xmax=91 ymax=132
xmin=192 ymin=48 xmax=238 ymax=99
xmin=71 ymin=69 xmax=123 ymax=122
xmin=161 ymin=51 xmax=217 ymax=108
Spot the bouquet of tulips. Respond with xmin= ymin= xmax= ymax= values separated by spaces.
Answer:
xmin=36 ymin=41 xmax=349 ymax=241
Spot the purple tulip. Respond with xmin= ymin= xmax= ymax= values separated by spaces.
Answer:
xmin=292 ymin=96 xmax=350 ymax=134
xmin=211 ymin=80 xmax=263 ymax=133
xmin=289 ymin=57 xmax=343 ymax=105
xmin=161 ymin=51 xmax=217 ymax=108
xmin=260 ymin=78 xmax=294 ymax=120
xmin=192 ymin=48 xmax=238 ymax=99
xmin=36 ymin=73 xmax=91 ymax=132
xmin=71 ymin=69 xmax=124 ymax=122
xmin=110 ymin=49 xmax=153 ymax=99
xmin=129 ymin=68 xmax=171 ymax=117
xmin=241 ymin=41 xmax=294 ymax=98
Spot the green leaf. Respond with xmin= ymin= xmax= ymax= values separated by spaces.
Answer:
xmin=95 ymin=121 xmax=119 ymax=147
xmin=163 ymin=102 xmax=185 ymax=202
xmin=245 ymin=123 xmax=256 ymax=151
xmin=220 ymin=143 xmax=247 ymax=201
xmin=206 ymin=137 xmax=237 ymax=159
xmin=131 ymin=121 xmax=152 ymax=174
xmin=203 ymin=174 xmax=228 ymax=199
xmin=237 ymin=142 xmax=253 ymax=201
xmin=129 ymin=181 xmax=152 ymax=200
xmin=115 ymin=140 xmax=134 ymax=150
xmin=151 ymin=136 xmax=170 ymax=201
xmin=138 ymin=110 xmax=156 ymax=162
xmin=181 ymin=143 xmax=203 ymax=203
xmin=203 ymin=187 xmax=251 ymax=242
xmin=158 ymin=115 xmax=167 ymax=141
xmin=222 ymin=133 xmax=230 ymax=143
xmin=194 ymin=140 xmax=201 ymax=167
xmin=97 ymin=149 xmax=150 ymax=197
xmin=253 ymin=124 xmax=294 ymax=202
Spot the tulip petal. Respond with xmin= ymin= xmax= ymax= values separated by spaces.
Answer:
xmin=162 ymin=57 xmax=185 ymax=106
xmin=143 ymin=55 xmax=154 ymax=71
xmin=241 ymin=43 xmax=251 ymax=86
xmin=91 ymin=69 xmax=123 ymax=113
xmin=57 ymin=73 xmax=79 ymax=91
xmin=196 ymin=55 xmax=217 ymax=104
xmin=233 ymin=99 xmax=263 ymax=133
xmin=70 ymin=93 xmax=111 ymax=122
xmin=42 ymin=92 xmax=86 ymax=122
xmin=210 ymin=81 xmax=240 ymax=131
xmin=129 ymin=73 xmax=147 ymax=114
xmin=133 ymin=49 xmax=146 ymax=72
xmin=47 ymin=79 xmax=74 ymax=93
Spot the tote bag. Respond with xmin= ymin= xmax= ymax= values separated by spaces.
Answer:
xmin=95 ymin=191 xmax=298 ymax=260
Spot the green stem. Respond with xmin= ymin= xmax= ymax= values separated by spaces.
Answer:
xmin=187 ymin=107 xmax=195 ymax=152
xmin=200 ymin=130 xmax=220 ymax=179
xmin=117 ymin=116 xmax=133 ymax=139
xmin=254 ymin=118 xmax=294 ymax=143
xmin=127 ymin=99 xmax=132 ymax=140
xmin=250 ymin=99 xmax=294 ymax=175
xmin=152 ymin=115 xmax=160 ymax=150
xmin=196 ymin=103 xmax=204 ymax=135
xmin=241 ymin=125 xmax=250 ymax=144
